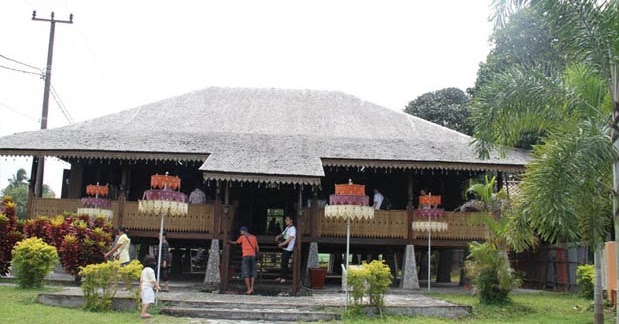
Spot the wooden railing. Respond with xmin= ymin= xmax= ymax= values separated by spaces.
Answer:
xmin=412 ymin=211 xmax=491 ymax=241
xmin=31 ymin=198 xmax=121 ymax=219
xmin=318 ymin=209 xmax=409 ymax=239
xmin=310 ymin=208 xmax=491 ymax=241
xmin=122 ymin=202 xmax=216 ymax=233
xmin=29 ymin=198 xmax=217 ymax=234
xmin=30 ymin=199 xmax=490 ymax=240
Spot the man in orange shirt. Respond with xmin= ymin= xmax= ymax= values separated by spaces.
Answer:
xmin=229 ymin=226 xmax=259 ymax=294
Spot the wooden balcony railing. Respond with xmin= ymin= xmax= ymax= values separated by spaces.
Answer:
xmin=412 ymin=211 xmax=491 ymax=241
xmin=318 ymin=209 xmax=409 ymax=239
xmin=29 ymin=198 xmax=217 ymax=234
xmin=31 ymin=198 xmax=121 ymax=218
xmin=122 ymin=202 xmax=216 ymax=233
xmin=30 ymin=198 xmax=490 ymax=241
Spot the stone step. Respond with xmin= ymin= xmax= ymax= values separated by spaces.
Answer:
xmin=160 ymin=306 xmax=340 ymax=322
xmin=164 ymin=299 xmax=315 ymax=311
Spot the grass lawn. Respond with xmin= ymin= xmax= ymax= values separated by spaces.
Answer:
xmin=0 ymin=284 xmax=205 ymax=324
xmin=343 ymin=291 xmax=616 ymax=323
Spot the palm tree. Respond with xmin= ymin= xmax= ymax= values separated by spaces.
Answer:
xmin=474 ymin=1 xmax=619 ymax=322
xmin=7 ymin=168 xmax=28 ymax=188
xmin=464 ymin=176 xmax=522 ymax=304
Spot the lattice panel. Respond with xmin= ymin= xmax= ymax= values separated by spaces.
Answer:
xmin=412 ymin=211 xmax=491 ymax=240
xmin=121 ymin=202 xmax=215 ymax=233
xmin=319 ymin=209 xmax=408 ymax=239
xmin=31 ymin=198 xmax=82 ymax=217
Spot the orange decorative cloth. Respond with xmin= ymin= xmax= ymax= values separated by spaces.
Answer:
xmin=86 ymin=184 xmax=109 ymax=197
xmin=150 ymin=174 xmax=181 ymax=190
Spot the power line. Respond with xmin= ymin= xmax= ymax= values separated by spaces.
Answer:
xmin=0 ymin=102 xmax=40 ymax=123
xmin=0 ymin=54 xmax=43 ymax=73
xmin=50 ymin=84 xmax=74 ymax=124
xmin=0 ymin=64 xmax=43 ymax=77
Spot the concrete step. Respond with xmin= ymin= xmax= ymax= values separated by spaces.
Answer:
xmin=163 ymin=299 xmax=314 ymax=311
xmin=160 ymin=306 xmax=340 ymax=322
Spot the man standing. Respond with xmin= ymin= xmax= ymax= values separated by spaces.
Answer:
xmin=275 ymin=216 xmax=296 ymax=284
xmin=155 ymin=231 xmax=171 ymax=292
xmin=373 ymin=189 xmax=384 ymax=210
xmin=229 ymin=226 xmax=259 ymax=294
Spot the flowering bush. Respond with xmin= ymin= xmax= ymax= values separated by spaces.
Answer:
xmin=24 ymin=214 xmax=113 ymax=279
xmin=0 ymin=197 xmax=23 ymax=276
xmin=79 ymin=260 xmax=143 ymax=311
xmin=12 ymin=237 xmax=58 ymax=288
xmin=347 ymin=260 xmax=393 ymax=314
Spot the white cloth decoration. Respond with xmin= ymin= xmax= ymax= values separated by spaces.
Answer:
xmin=411 ymin=221 xmax=449 ymax=232
xmin=76 ymin=208 xmax=113 ymax=221
xmin=324 ymin=205 xmax=375 ymax=220
xmin=138 ymin=200 xmax=189 ymax=216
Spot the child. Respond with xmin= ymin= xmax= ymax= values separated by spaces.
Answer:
xmin=140 ymin=255 xmax=160 ymax=319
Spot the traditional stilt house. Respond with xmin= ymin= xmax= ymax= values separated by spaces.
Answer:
xmin=0 ymin=87 xmax=528 ymax=292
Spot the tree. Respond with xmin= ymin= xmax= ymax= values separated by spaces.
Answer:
xmin=404 ymin=87 xmax=473 ymax=135
xmin=1 ymin=169 xmax=55 ymax=219
xmin=463 ymin=175 xmax=528 ymax=304
xmin=474 ymin=1 xmax=619 ymax=322
xmin=8 ymin=168 xmax=28 ymax=187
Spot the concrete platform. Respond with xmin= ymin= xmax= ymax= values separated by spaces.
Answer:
xmin=35 ymin=282 xmax=471 ymax=321
xmin=9 ymin=271 xmax=473 ymax=321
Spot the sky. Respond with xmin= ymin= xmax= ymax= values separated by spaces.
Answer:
xmin=0 ymin=0 xmax=495 ymax=196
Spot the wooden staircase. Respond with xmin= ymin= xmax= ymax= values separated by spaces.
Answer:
xmin=228 ymin=237 xmax=288 ymax=284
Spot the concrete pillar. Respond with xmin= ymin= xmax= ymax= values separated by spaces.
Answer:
xmin=203 ymin=240 xmax=221 ymax=286
xmin=400 ymin=245 xmax=420 ymax=290
xmin=304 ymin=242 xmax=319 ymax=287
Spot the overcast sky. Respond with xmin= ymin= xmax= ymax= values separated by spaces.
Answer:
xmin=0 ymin=0 xmax=494 ymax=196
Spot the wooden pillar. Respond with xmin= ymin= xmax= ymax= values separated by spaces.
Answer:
xmin=67 ymin=161 xmax=84 ymax=199
xmin=220 ymin=181 xmax=231 ymax=292
xmin=292 ymin=185 xmax=303 ymax=295
xmin=407 ymin=172 xmax=415 ymax=244
xmin=309 ymin=185 xmax=319 ymax=240
xmin=437 ymin=249 xmax=452 ymax=283
xmin=116 ymin=165 xmax=130 ymax=229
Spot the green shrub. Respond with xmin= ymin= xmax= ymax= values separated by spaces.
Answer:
xmin=347 ymin=260 xmax=393 ymax=314
xmin=477 ymin=267 xmax=511 ymax=304
xmin=466 ymin=241 xmax=519 ymax=305
xmin=11 ymin=237 xmax=58 ymax=288
xmin=576 ymin=264 xmax=594 ymax=300
xmin=79 ymin=260 xmax=143 ymax=312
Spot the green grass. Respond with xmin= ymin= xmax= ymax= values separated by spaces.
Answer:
xmin=0 ymin=285 xmax=206 ymax=323
xmin=343 ymin=291 xmax=616 ymax=323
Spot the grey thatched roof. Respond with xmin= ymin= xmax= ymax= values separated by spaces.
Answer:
xmin=0 ymin=87 xmax=529 ymax=184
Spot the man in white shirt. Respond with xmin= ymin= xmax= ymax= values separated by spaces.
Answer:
xmin=373 ymin=189 xmax=384 ymax=210
xmin=275 ymin=216 xmax=296 ymax=284
xmin=188 ymin=187 xmax=206 ymax=204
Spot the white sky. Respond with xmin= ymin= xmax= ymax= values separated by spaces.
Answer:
xmin=0 ymin=0 xmax=494 ymax=196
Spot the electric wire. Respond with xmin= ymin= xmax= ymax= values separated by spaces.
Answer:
xmin=0 ymin=54 xmax=43 ymax=73
xmin=0 ymin=64 xmax=43 ymax=77
xmin=0 ymin=53 xmax=75 ymax=125
xmin=50 ymin=84 xmax=74 ymax=124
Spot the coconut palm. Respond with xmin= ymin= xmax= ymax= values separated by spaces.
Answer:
xmin=474 ymin=1 xmax=619 ymax=321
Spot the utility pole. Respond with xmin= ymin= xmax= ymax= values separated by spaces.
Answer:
xmin=30 ymin=11 xmax=73 ymax=198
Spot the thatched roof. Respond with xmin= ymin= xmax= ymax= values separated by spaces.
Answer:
xmin=0 ymin=87 xmax=529 ymax=184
